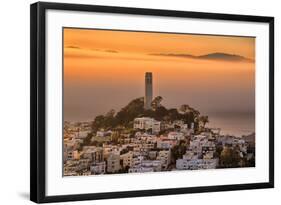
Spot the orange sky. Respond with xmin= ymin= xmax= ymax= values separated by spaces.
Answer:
xmin=63 ymin=28 xmax=255 ymax=122
xmin=64 ymin=28 xmax=255 ymax=59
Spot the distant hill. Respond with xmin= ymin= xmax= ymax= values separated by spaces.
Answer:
xmin=197 ymin=52 xmax=253 ymax=62
xmin=150 ymin=52 xmax=253 ymax=62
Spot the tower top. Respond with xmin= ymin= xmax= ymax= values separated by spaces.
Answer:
xmin=145 ymin=72 xmax=152 ymax=77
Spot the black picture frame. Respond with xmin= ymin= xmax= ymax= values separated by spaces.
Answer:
xmin=30 ymin=2 xmax=274 ymax=203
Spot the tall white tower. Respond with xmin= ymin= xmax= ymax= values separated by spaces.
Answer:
xmin=144 ymin=72 xmax=153 ymax=109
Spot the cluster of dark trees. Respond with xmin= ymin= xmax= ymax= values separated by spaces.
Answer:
xmin=215 ymin=144 xmax=255 ymax=168
xmin=91 ymin=96 xmax=207 ymax=132
xmin=171 ymin=140 xmax=189 ymax=163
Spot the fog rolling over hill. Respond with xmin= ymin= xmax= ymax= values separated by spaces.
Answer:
xmin=150 ymin=52 xmax=254 ymax=62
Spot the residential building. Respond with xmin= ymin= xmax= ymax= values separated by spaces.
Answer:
xmin=183 ymin=150 xmax=199 ymax=160
xmin=133 ymin=117 xmax=161 ymax=134
xmin=157 ymin=140 xmax=176 ymax=149
xmin=128 ymin=166 xmax=154 ymax=173
xmin=90 ymin=161 xmax=106 ymax=175
xmin=107 ymin=154 xmax=121 ymax=173
xmin=176 ymin=158 xmax=218 ymax=170
xmin=120 ymin=151 xmax=133 ymax=168
xmin=167 ymin=132 xmax=185 ymax=140
xmin=156 ymin=150 xmax=171 ymax=169
xmin=82 ymin=146 xmax=103 ymax=163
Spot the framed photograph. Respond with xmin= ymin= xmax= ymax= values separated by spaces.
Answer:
xmin=30 ymin=2 xmax=274 ymax=203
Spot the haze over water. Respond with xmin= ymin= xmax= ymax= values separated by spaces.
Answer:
xmin=63 ymin=28 xmax=255 ymax=137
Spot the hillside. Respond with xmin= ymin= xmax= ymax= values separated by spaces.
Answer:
xmin=91 ymin=96 xmax=205 ymax=131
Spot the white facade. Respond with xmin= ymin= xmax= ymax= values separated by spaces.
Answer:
xmin=132 ymin=155 xmax=144 ymax=166
xmin=90 ymin=162 xmax=106 ymax=175
xmin=157 ymin=140 xmax=176 ymax=149
xmin=176 ymin=158 xmax=218 ymax=170
xmin=133 ymin=117 xmax=161 ymax=133
xmin=128 ymin=166 xmax=154 ymax=173
xmin=82 ymin=146 xmax=103 ymax=163
xmin=167 ymin=132 xmax=185 ymax=140
xmin=141 ymin=160 xmax=162 ymax=172
xmin=156 ymin=150 xmax=171 ymax=169
xmin=129 ymin=159 xmax=162 ymax=173
xmin=190 ymin=135 xmax=210 ymax=154
xmin=183 ymin=150 xmax=199 ymax=160
xmin=120 ymin=151 xmax=133 ymax=168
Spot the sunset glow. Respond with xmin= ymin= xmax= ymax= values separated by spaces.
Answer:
xmin=63 ymin=28 xmax=256 ymax=177
xmin=63 ymin=28 xmax=255 ymax=123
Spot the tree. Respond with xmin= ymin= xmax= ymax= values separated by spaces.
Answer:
xmin=104 ymin=109 xmax=116 ymax=128
xmin=179 ymin=104 xmax=190 ymax=113
xmin=91 ymin=96 xmax=200 ymax=132
xmin=111 ymin=131 xmax=120 ymax=145
xmin=81 ymin=133 xmax=93 ymax=147
xmin=188 ymin=107 xmax=200 ymax=118
xmin=115 ymin=97 xmax=145 ymax=127
xmin=92 ymin=115 xmax=105 ymax=131
xmin=167 ymin=108 xmax=181 ymax=121
xmin=151 ymin=96 xmax=163 ymax=110
xmin=220 ymin=146 xmax=240 ymax=168
xmin=214 ymin=145 xmax=223 ymax=159
xmin=106 ymin=109 xmax=115 ymax=118
xmin=153 ymin=106 xmax=168 ymax=120
xmin=171 ymin=143 xmax=187 ymax=162
xmin=199 ymin=115 xmax=209 ymax=127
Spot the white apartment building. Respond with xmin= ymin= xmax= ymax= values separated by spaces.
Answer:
xmin=176 ymin=158 xmax=218 ymax=170
xmin=128 ymin=160 xmax=162 ymax=173
xmin=90 ymin=161 xmax=106 ymax=175
xmin=141 ymin=160 xmax=162 ymax=172
xmin=190 ymin=135 xmax=210 ymax=154
xmin=156 ymin=150 xmax=171 ymax=169
xmin=128 ymin=166 xmax=154 ymax=173
xmin=189 ymin=139 xmax=204 ymax=154
xmin=157 ymin=140 xmax=176 ymax=149
xmin=102 ymin=145 xmax=121 ymax=159
xmin=133 ymin=117 xmax=161 ymax=134
xmin=167 ymin=132 xmax=185 ymax=140
xmin=120 ymin=151 xmax=133 ymax=168
xmin=82 ymin=146 xmax=103 ymax=163
xmin=132 ymin=155 xmax=144 ymax=166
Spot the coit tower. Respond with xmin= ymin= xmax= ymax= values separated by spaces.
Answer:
xmin=144 ymin=72 xmax=153 ymax=110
